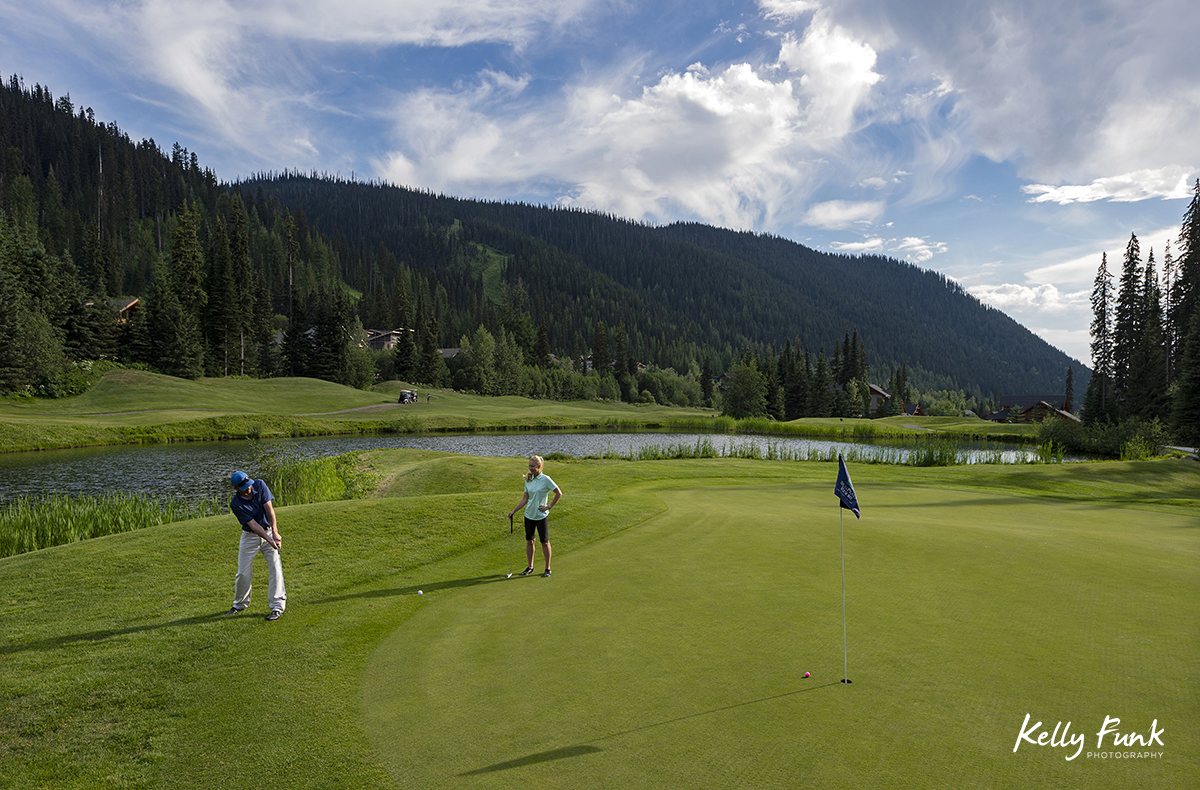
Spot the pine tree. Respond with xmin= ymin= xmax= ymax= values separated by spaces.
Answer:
xmin=1085 ymin=252 xmax=1115 ymax=423
xmin=494 ymin=327 xmax=525 ymax=395
xmin=592 ymin=321 xmax=611 ymax=376
xmin=147 ymin=259 xmax=203 ymax=379
xmin=612 ymin=326 xmax=632 ymax=401
xmin=1170 ymin=309 xmax=1200 ymax=446
xmin=1127 ymin=249 xmax=1168 ymax=420
xmin=1064 ymin=367 xmax=1074 ymax=413
xmin=701 ymin=355 xmax=714 ymax=407
xmin=764 ymin=347 xmax=784 ymax=420
xmin=811 ymin=350 xmax=832 ymax=417
xmin=1171 ymin=180 xmax=1200 ymax=371
xmin=228 ymin=198 xmax=256 ymax=376
xmin=1112 ymin=233 xmax=1142 ymax=402
xmin=168 ymin=201 xmax=206 ymax=375
xmin=204 ymin=216 xmax=236 ymax=376
xmin=418 ymin=314 xmax=445 ymax=386
xmin=534 ymin=321 xmax=551 ymax=370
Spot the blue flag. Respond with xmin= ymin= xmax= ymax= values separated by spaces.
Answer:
xmin=835 ymin=454 xmax=860 ymax=518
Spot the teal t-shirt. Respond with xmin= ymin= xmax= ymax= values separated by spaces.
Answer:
xmin=523 ymin=473 xmax=558 ymax=521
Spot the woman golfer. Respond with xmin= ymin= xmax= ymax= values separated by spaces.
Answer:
xmin=508 ymin=455 xmax=561 ymax=577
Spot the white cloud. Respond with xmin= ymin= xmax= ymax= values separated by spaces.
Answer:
xmin=378 ymin=62 xmax=817 ymax=228
xmin=1024 ymin=225 xmax=1182 ymax=288
xmin=819 ymin=0 xmax=1200 ymax=185
xmin=966 ymin=282 xmax=1089 ymax=314
xmin=777 ymin=11 xmax=882 ymax=141
xmin=374 ymin=12 xmax=886 ymax=231
xmin=827 ymin=233 xmax=946 ymax=262
xmin=829 ymin=237 xmax=885 ymax=253
xmin=802 ymin=200 xmax=884 ymax=229
xmin=758 ymin=0 xmax=821 ymax=22
xmin=1022 ymin=165 xmax=1196 ymax=205
xmin=893 ymin=236 xmax=947 ymax=262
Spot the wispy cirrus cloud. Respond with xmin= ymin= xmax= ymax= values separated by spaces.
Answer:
xmin=802 ymin=200 xmax=884 ymax=229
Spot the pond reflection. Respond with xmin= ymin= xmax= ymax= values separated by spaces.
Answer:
xmin=0 ymin=431 xmax=1055 ymax=504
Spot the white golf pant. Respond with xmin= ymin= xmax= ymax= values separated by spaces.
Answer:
xmin=233 ymin=531 xmax=286 ymax=612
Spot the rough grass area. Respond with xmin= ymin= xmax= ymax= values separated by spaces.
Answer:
xmin=1 ymin=454 xmax=1195 ymax=789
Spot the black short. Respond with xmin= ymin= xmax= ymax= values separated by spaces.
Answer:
xmin=524 ymin=516 xmax=549 ymax=543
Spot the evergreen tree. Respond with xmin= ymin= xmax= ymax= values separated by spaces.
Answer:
xmin=501 ymin=281 xmax=536 ymax=358
xmin=463 ymin=325 xmax=497 ymax=394
xmin=418 ymin=314 xmax=446 ymax=386
xmin=592 ymin=321 xmax=611 ymax=376
xmin=228 ymin=197 xmax=255 ymax=376
xmin=282 ymin=297 xmax=311 ymax=378
xmin=763 ymin=347 xmax=784 ymax=420
xmin=701 ymin=355 xmax=714 ymax=407
xmin=1112 ymin=233 xmax=1142 ymax=401
xmin=1171 ymin=180 xmax=1200 ymax=374
xmin=393 ymin=325 xmax=417 ymax=382
xmin=1127 ymin=249 xmax=1168 ymax=420
xmin=811 ymin=350 xmax=832 ymax=417
xmin=1170 ymin=309 xmax=1200 ymax=446
xmin=534 ymin=321 xmax=551 ymax=369
xmin=1086 ymin=252 xmax=1115 ymax=423
xmin=203 ymin=216 xmax=237 ymax=376
xmin=146 ymin=259 xmax=204 ymax=379
xmin=168 ymin=200 xmax=206 ymax=375
xmin=1064 ymin=367 xmax=1074 ymax=413
xmin=1162 ymin=242 xmax=1178 ymax=385
xmin=494 ymin=327 xmax=525 ymax=395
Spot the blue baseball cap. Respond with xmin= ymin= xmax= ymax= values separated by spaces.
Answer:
xmin=230 ymin=471 xmax=253 ymax=491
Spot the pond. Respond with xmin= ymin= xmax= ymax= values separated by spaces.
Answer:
xmin=0 ymin=431 xmax=1068 ymax=504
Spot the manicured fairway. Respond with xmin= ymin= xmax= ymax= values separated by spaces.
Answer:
xmin=361 ymin=474 xmax=1197 ymax=789
xmin=0 ymin=453 xmax=1196 ymax=789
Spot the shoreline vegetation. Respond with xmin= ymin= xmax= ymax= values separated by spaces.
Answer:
xmin=0 ymin=370 xmax=1038 ymax=455
xmin=4 ymin=427 xmax=1189 ymax=557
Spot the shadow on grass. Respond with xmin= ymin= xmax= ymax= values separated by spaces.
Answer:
xmin=458 ymin=682 xmax=841 ymax=776
xmin=313 ymin=573 xmax=513 ymax=604
xmin=0 ymin=610 xmax=263 ymax=655
xmin=458 ymin=745 xmax=604 ymax=776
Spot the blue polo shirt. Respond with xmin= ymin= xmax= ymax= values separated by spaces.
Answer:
xmin=229 ymin=479 xmax=274 ymax=533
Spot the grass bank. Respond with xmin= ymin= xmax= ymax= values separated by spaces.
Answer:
xmin=0 ymin=370 xmax=1036 ymax=454
xmin=1 ymin=453 xmax=1195 ymax=789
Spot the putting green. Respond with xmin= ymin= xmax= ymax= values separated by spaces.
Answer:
xmin=362 ymin=480 xmax=1197 ymax=788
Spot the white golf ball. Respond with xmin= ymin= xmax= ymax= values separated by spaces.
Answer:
xmin=418 ymin=590 xmax=423 ymax=595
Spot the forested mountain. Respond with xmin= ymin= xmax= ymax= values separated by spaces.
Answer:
xmin=2 ymin=73 xmax=1086 ymax=404
xmin=241 ymin=174 xmax=1087 ymax=397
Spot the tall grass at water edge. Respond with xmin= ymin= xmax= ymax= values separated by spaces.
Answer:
xmin=0 ymin=492 xmax=226 ymax=558
xmin=0 ymin=450 xmax=375 ymax=557
xmin=591 ymin=436 xmax=1061 ymax=466
xmin=251 ymin=446 xmax=375 ymax=506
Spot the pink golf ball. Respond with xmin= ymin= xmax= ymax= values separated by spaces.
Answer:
xmin=804 ymin=672 xmax=811 ymax=678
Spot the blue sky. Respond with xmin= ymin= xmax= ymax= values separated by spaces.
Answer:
xmin=3 ymin=0 xmax=1197 ymax=365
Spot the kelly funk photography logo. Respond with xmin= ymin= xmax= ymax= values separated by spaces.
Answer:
xmin=1013 ymin=714 xmax=1165 ymax=761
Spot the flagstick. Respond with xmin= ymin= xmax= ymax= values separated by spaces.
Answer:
xmin=840 ymin=507 xmax=851 ymax=684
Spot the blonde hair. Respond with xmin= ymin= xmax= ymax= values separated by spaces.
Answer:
xmin=525 ymin=455 xmax=544 ymax=482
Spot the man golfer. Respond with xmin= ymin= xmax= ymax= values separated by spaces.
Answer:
xmin=225 ymin=471 xmax=286 ymax=620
